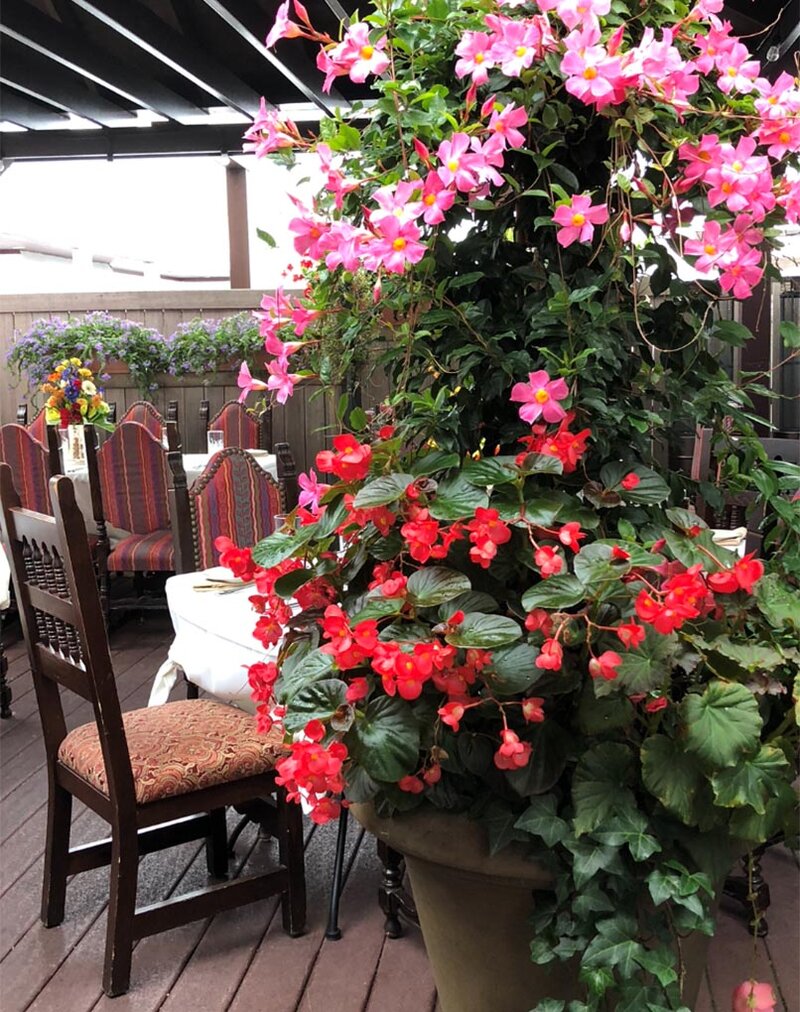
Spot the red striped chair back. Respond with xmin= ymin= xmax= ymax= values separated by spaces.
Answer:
xmin=119 ymin=401 xmax=164 ymax=441
xmin=207 ymin=401 xmax=263 ymax=450
xmin=28 ymin=408 xmax=48 ymax=446
xmin=169 ymin=447 xmax=283 ymax=572
xmin=0 ymin=424 xmax=61 ymax=515
xmin=96 ymin=422 xmax=171 ymax=534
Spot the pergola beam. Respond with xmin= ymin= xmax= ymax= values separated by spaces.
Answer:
xmin=0 ymin=123 xmax=250 ymax=160
xmin=0 ymin=88 xmax=72 ymax=130
xmin=2 ymin=1 xmax=208 ymax=124
xmin=67 ymin=0 xmax=262 ymax=117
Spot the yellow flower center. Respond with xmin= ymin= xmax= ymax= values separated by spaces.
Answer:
xmin=392 ymin=237 xmax=407 ymax=251
xmin=583 ymin=66 xmax=598 ymax=80
xmin=768 ymin=96 xmax=777 ymax=104
xmin=731 ymin=160 xmax=743 ymax=172
xmin=698 ymin=150 xmax=711 ymax=161
xmin=361 ymin=45 xmax=374 ymax=59
xmin=726 ymin=66 xmax=737 ymax=76
xmin=423 ymin=193 xmax=436 ymax=205
xmin=571 ymin=212 xmax=586 ymax=226
xmin=707 ymin=46 xmax=715 ymax=55
xmin=474 ymin=52 xmax=484 ymax=64
xmin=779 ymin=131 xmax=790 ymax=143
xmin=534 ymin=389 xmax=550 ymax=404
xmin=447 ymin=159 xmax=459 ymax=172
xmin=721 ymin=181 xmax=733 ymax=193
xmin=515 ymin=45 xmax=527 ymax=57
xmin=704 ymin=243 xmax=716 ymax=255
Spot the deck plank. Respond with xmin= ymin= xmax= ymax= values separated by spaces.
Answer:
xmin=760 ymin=847 xmax=800 ymax=1011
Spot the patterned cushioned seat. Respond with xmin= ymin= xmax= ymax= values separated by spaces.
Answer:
xmin=107 ymin=530 xmax=174 ymax=572
xmin=57 ymin=699 xmax=286 ymax=805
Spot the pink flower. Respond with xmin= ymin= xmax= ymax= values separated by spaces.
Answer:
xmin=265 ymin=1 xmax=306 ymax=49
xmin=493 ymin=729 xmax=532 ymax=770
xmin=562 ymin=27 xmax=623 ymax=109
xmin=362 ymin=217 xmax=427 ymax=275
xmin=266 ymin=358 xmax=303 ymax=404
xmin=372 ymin=180 xmax=424 ymax=224
xmin=718 ymin=246 xmax=763 ymax=300
xmin=705 ymin=136 xmax=771 ymax=214
xmin=421 ymin=172 xmax=456 ymax=225
xmin=298 ymin=469 xmax=330 ymax=514
xmin=692 ymin=19 xmax=735 ymax=75
xmin=684 ymin=219 xmax=735 ymax=273
xmin=551 ymin=0 xmax=611 ymax=32
xmin=243 ymin=98 xmax=300 ymax=157
xmin=677 ymin=134 xmax=722 ymax=188
xmin=487 ymin=17 xmax=543 ymax=78
xmin=288 ymin=210 xmax=330 ymax=260
xmin=716 ymin=42 xmax=760 ymax=95
xmin=731 ymin=980 xmax=776 ymax=1012
xmin=264 ymin=331 xmax=303 ymax=364
xmin=324 ymin=22 xmax=389 ymax=89
xmin=487 ymin=102 xmax=528 ymax=149
xmin=237 ymin=361 xmax=268 ymax=403
xmin=510 ymin=370 xmax=569 ymax=424
xmin=436 ymin=133 xmax=483 ymax=192
xmin=552 ymin=194 xmax=609 ymax=247
xmin=455 ymin=31 xmax=495 ymax=85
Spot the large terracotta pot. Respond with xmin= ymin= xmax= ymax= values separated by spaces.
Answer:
xmin=352 ymin=804 xmax=712 ymax=1012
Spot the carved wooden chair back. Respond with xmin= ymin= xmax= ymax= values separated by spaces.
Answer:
xmin=200 ymin=399 xmax=272 ymax=451
xmin=118 ymin=401 xmax=164 ymax=440
xmin=0 ymin=423 xmax=62 ymax=515
xmin=28 ymin=407 xmax=49 ymax=445
xmin=169 ymin=446 xmax=284 ymax=573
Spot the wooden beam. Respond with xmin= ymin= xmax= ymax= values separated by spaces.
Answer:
xmin=0 ymin=88 xmax=71 ymax=130
xmin=68 ymin=0 xmax=262 ymax=117
xmin=197 ymin=0 xmax=339 ymax=115
xmin=1 ymin=1 xmax=208 ymax=124
xmin=226 ymin=162 xmax=251 ymax=289
xmin=0 ymin=122 xmax=249 ymax=159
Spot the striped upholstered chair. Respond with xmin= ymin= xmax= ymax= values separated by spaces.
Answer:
xmin=85 ymin=422 xmax=180 ymax=612
xmin=199 ymin=400 xmax=272 ymax=451
xmin=0 ymin=423 xmax=61 ymax=514
xmin=168 ymin=446 xmax=285 ymax=576
xmin=118 ymin=401 xmax=166 ymax=441
xmin=28 ymin=408 xmax=48 ymax=446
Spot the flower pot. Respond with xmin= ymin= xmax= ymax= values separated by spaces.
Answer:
xmin=352 ymin=804 xmax=712 ymax=1012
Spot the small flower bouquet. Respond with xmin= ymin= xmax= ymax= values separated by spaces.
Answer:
xmin=42 ymin=359 xmax=114 ymax=431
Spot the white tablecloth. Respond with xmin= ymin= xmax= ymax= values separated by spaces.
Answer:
xmin=148 ymin=571 xmax=274 ymax=711
xmin=0 ymin=544 xmax=10 ymax=611
xmin=66 ymin=449 xmax=277 ymax=544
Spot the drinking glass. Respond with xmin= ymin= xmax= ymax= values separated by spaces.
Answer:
xmin=206 ymin=430 xmax=224 ymax=454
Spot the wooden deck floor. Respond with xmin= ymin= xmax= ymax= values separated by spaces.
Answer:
xmin=0 ymin=617 xmax=797 ymax=1012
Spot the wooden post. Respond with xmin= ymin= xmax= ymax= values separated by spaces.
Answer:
xmin=739 ymin=276 xmax=772 ymax=433
xmin=226 ymin=162 xmax=251 ymax=290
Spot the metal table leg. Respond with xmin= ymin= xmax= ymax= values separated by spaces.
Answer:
xmin=325 ymin=806 xmax=349 ymax=940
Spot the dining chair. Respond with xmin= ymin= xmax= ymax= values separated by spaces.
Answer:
xmin=84 ymin=421 xmax=183 ymax=614
xmin=199 ymin=399 xmax=273 ymax=451
xmin=16 ymin=403 xmax=48 ymax=446
xmin=0 ymin=422 xmax=62 ymax=515
xmin=168 ymin=445 xmax=285 ymax=576
xmin=0 ymin=464 xmax=306 ymax=996
xmin=118 ymin=401 xmax=167 ymax=441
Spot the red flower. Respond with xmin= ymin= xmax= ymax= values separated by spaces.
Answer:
xmin=304 ymin=718 xmax=326 ymax=742
xmin=466 ymin=507 xmax=512 ymax=569
xmin=620 ymin=472 xmax=640 ymax=490
xmin=525 ymin=609 xmax=554 ymax=635
xmin=438 ymin=701 xmax=466 ymax=731
xmin=247 ymin=660 xmax=279 ymax=703
xmin=611 ymin=545 xmax=630 ymax=561
xmin=589 ymin=650 xmax=622 ymax=681
xmin=733 ymin=553 xmax=764 ymax=594
xmin=707 ymin=568 xmax=739 ymax=594
xmin=309 ymin=795 xmax=342 ymax=824
xmin=400 ymin=513 xmax=442 ymax=563
xmin=493 ymin=729 xmax=532 ymax=770
xmin=398 ymin=774 xmax=425 ymax=794
xmin=521 ymin=697 xmax=546 ymax=722
xmin=731 ymin=980 xmax=776 ymax=1012
xmin=345 ymin=676 xmax=370 ymax=703
xmin=615 ymin=622 xmax=646 ymax=649
xmin=423 ymin=763 xmax=442 ymax=785
xmin=215 ymin=536 xmax=257 ymax=581
xmin=535 ymin=638 xmax=563 ymax=670
xmin=644 ymin=696 xmax=668 ymax=714
xmin=557 ymin=522 xmax=586 ymax=553
xmin=378 ymin=425 xmax=396 ymax=440
xmin=534 ymin=545 xmax=563 ymax=578
xmin=255 ymin=703 xmax=274 ymax=734
xmin=316 ymin=434 xmax=372 ymax=482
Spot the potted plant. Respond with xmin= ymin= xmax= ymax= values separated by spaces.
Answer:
xmin=227 ymin=2 xmax=800 ymax=1009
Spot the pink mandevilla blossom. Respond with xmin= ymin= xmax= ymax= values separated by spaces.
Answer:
xmin=436 ymin=133 xmax=483 ymax=192
xmin=265 ymin=1 xmax=305 ymax=49
xmin=363 ymin=217 xmax=427 ymax=275
xmin=718 ymin=245 xmax=763 ymax=300
xmin=298 ymin=469 xmax=330 ymax=515
xmin=266 ymin=359 xmax=303 ymax=405
xmin=326 ymin=22 xmax=389 ymax=87
xmin=243 ymin=98 xmax=299 ymax=157
xmin=455 ymin=31 xmax=495 ymax=85
xmin=731 ymin=980 xmax=776 ymax=1012
xmin=716 ymin=41 xmax=760 ymax=95
xmin=486 ymin=16 xmax=542 ymax=78
xmin=372 ymin=180 xmax=424 ymax=224
xmin=487 ymin=102 xmax=528 ymax=149
xmin=549 ymin=0 xmax=611 ymax=32
xmin=421 ymin=173 xmax=456 ymax=225
xmin=237 ymin=361 xmax=268 ymax=403
xmin=561 ymin=28 xmax=623 ymax=110
xmin=705 ymin=136 xmax=771 ymax=214
xmin=692 ymin=19 xmax=736 ymax=75
xmin=683 ymin=219 xmax=735 ymax=272
xmin=510 ymin=370 xmax=569 ymax=424
xmin=552 ymin=194 xmax=609 ymax=247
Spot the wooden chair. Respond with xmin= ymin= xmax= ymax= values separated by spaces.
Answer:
xmin=168 ymin=445 xmax=286 ymax=577
xmin=16 ymin=404 xmax=49 ymax=446
xmin=0 ymin=464 xmax=305 ymax=996
xmin=200 ymin=399 xmax=272 ymax=451
xmin=0 ymin=422 xmax=62 ymax=515
xmin=118 ymin=401 xmax=167 ymax=441
xmin=84 ymin=421 xmax=182 ymax=613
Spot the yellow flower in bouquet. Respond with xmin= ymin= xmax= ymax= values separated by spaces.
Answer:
xmin=41 ymin=360 xmax=114 ymax=430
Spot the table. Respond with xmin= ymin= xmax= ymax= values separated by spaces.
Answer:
xmin=1 ymin=544 xmax=12 ymax=717
xmin=66 ymin=449 xmax=277 ymax=544
xmin=148 ymin=570 xmax=271 ymax=710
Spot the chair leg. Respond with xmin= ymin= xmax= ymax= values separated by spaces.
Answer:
xmin=103 ymin=827 xmax=139 ymax=997
xmin=186 ymin=678 xmax=199 ymax=700
xmin=325 ymin=807 xmax=349 ymax=940
xmin=378 ymin=841 xmax=407 ymax=939
xmin=41 ymin=782 xmax=73 ymax=926
xmin=0 ymin=618 xmax=12 ymax=719
xmin=277 ymin=788 xmax=306 ymax=938
xmin=205 ymin=808 xmax=229 ymax=879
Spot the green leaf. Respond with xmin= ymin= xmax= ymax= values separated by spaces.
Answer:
xmin=274 ymin=647 xmax=334 ymax=705
xmin=484 ymin=642 xmax=540 ymax=695
xmin=282 ymin=678 xmax=348 ymax=734
xmin=406 ymin=566 xmax=471 ymax=607
xmin=521 ymin=575 xmax=585 ymax=611
xmin=273 ymin=566 xmax=315 ymax=599
xmin=592 ymin=809 xmax=662 ymax=862
xmin=438 ymin=591 xmax=498 ymax=618
xmin=515 ymin=795 xmax=568 ymax=847
xmin=462 ymin=455 xmax=520 ymax=486
xmin=573 ymin=543 xmax=627 ymax=587
xmin=445 ymin=612 xmax=522 ymax=648
xmin=780 ymin=319 xmax=800 ymax=348
xmin=408 ymin=450 xmax=460 ymax=476
xmin=756 ymin=572 xmax=800 ymax=629
xmin=705 ymin=635 xmax=788 ymax=673
xmin=518 ymin=452 xmax=564 ymax=476
xmin=641 ymin=735 xmax=707 ymax=826
xmin=710 ymin=745 xmax=789 ymax=815
xmin=572 ymin=743 xmax=636 ymax=836
xmin=353 ymin=473 xmax=414 ymax=508
xmin=349 ymin=696 xmax=420 ymax=782
xmin=636 ymin=947 xmax=678 ymax=989
xmin=564 ymin=839 xmax=623 ymax=889
xmin=529 ymin=1002 xmax=566 ymax=1012
xmin=583 ymin=916 xmax=646 ymax=977
xmin=251 ymin=524 xmax=317 ymax=568
xmin=662 ymin=529 xmax=722 ymax=569
xmin=599 ymin=462 xmax=670 ymax=505
xmin=480 ymin=801 xmax=529 ymax=855
xmin=577 ymin=684 xmax=634 ymax=734
xmin=506 ymin=720 xmax=570 ymax=796
xmin=596 ymin=630 xmax=676 ymax=698
xmin=429 ymin=474 xmax=489 ymax=520
xmin=349 ymin=595 xmax=405 ymax=624
xmin=256 ymin=228 xmax=276 ymax=247
xmin=682 ymin=681 xmax=762 ymax=769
